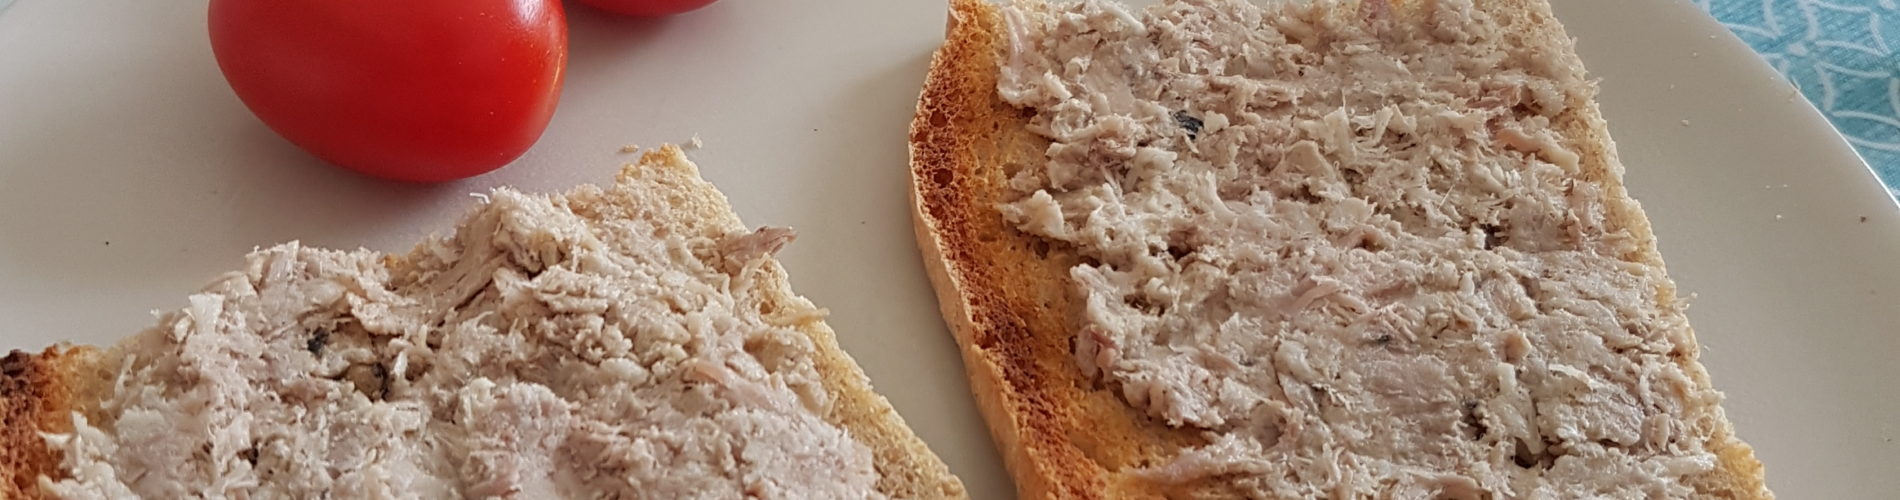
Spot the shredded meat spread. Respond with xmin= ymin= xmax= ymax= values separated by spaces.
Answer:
xmin=41 ymin=189 xmax=887 ymax=499
xmin=998 ymin=0 xmax=1725 ymax=497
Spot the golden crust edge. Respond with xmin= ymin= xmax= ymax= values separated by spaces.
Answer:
xmin=910 ymin=203 xmax=1058 ymax=500
xmin=1482 ymin=0 xmax=1778 ymax=498
xmin=908 ymin=1 xmax=1086 ymax=498
xmin=612 ymin=146 xmax=971 ymax=499
xmin=910 ymin=1 xmax=1181 ymax=498
xmin=1 ymin=345 xmax=111 ymax=500
xmin=1490 ymin=0 xmax=1773 ymax=497
xmin=908 ymin=2 xmax=1066 ymax=498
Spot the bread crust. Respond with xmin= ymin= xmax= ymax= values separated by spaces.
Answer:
xmin=907 ymin=0 xmax=1771 ymax=498
xmin=1483 ymin=1 xmax=1771 ymax=497
xmin=597 ymin=147 xmax=970 ymax=499
xmin=1 ymin=346 xmax=107 ymax=500
xmin=911 ymin=2 xmax=1199 ymax=498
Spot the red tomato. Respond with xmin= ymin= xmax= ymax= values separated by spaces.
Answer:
xmin=576 ymin=0 xmax=719 ymax=17
xmin=209 ymin=0 xmax=568 ymax=182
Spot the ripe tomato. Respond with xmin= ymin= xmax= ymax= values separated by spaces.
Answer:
xmin=209 ymin=0 xmax=568 ymax=182
xmin=576 ymin=0 xmax=719 ymax=17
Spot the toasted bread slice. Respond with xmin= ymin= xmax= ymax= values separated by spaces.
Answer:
xmin=2 ymin=146 xmax=966 ymax=499
xmin=908 ymin=0 xmax=1770 ymax=498
xmin=1 ymin=347 xmax=109 ymax=499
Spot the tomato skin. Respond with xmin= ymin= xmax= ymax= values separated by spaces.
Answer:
xmin=576 ymin=0 xmax=718 ymax=17
xmin=209 ymin=0 xmax=567 ymax=182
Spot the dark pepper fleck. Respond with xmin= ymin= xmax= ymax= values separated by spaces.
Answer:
xmin=306 ymin=328 xmax=329 ymax=355
xmin=239 ymin=446 xmax=259 ymax=465
xmin=1173 ymin=110 xmax=1204 ymax=140
xmin=1374 ymin=333 xmax=1394 ymax=345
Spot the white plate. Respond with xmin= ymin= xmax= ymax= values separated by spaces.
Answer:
xmin=1 ymin=0 xmax=1895 ymax=498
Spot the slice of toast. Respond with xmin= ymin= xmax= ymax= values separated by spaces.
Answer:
xmin=1 ymin=145 xmax=967 ymax=499
xmin=908 ymin=0 xmax=1771 ymax=498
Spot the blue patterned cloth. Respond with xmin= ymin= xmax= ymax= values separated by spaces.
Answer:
xmin=1701 ymin=0 xmax=1900 ymax=198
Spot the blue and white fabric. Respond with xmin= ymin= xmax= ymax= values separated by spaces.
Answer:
xmin=1702 ymin=0 xmax=1900 ymax=198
